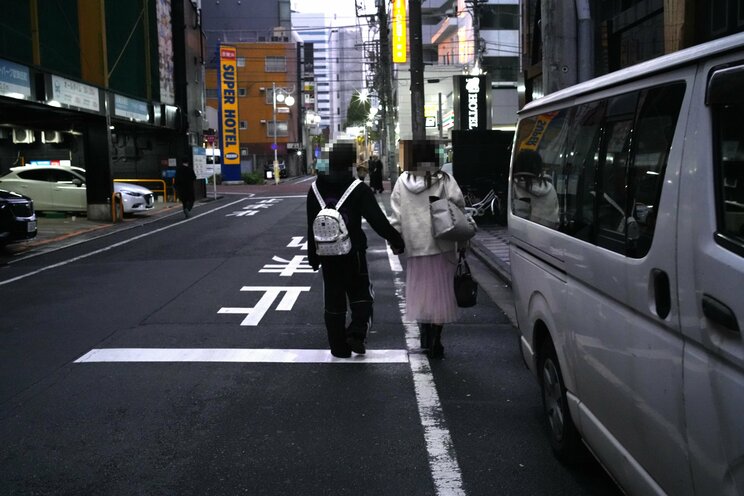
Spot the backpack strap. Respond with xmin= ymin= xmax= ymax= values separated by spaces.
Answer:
xmin=335 ymin=179 xmax=361 ymax=210
xmin=311 ymin=181 xmax=326 ymax=209
xmin=312 ymin=179 xmax=361 ymax=210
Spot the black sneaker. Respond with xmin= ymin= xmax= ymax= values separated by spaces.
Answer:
xmin=346 ymin=336 xmax=366 ymax=355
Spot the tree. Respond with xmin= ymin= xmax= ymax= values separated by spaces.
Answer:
xmin=344 ymin=92 xmax=370 ymax=127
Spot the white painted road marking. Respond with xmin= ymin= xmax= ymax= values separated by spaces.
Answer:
xmin=384 ymin=217 xmax=466 ymax=495
xmin=74 ymin=348 xmax=409 ymax=363
xmin=259 ymin=255 xmax=313 ymax=276
xmin=218 ymin=286 xmax=311 ymax=325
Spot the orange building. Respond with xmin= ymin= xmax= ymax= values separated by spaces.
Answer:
xmin=206 ymin=42 xmax=299 ymax=172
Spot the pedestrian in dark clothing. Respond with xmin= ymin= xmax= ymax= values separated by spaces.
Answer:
xmin=175 ymin=162 xmax=196 ymax=218
xmin=307 ymin=143 xmax=404 ymax=358
xmin=369 ymin=155 xmax=384 ymax=193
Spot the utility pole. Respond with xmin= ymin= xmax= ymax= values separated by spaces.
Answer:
xmin=409 ymin=0 xmax=426 ymax=141
xmin=465 ymin=0 xmax=484 ymax=71
xmin=378 ymin=0 xmax=398 ymax=185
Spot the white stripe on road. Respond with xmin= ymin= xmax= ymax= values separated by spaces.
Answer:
xmin=385 ymin=227 xmax=466 ymax=495
xmin=74 ymin=348 xmax=409 ymax=363
xmin=0 ymin=198 xmax=248 ymax=287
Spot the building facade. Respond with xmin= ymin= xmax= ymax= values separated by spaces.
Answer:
xmin=205 ymin=42 xmax=300 ymax=174
xmin=0 ymin=0 xmax=204 ymax=219
xmin=521 ymin=0 xmax=744 ymax=103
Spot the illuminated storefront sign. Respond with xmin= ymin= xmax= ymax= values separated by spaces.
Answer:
xmin=219 ymin=45 xmax=240 ymax=167
xmin=453 ymin=75 xmax=490 ymax=131
xmin=392 ymin=0 xmax=407 ymax=63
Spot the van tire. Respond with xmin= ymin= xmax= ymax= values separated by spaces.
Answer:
xmin=538 ymin=338 xmax=585 ymax=464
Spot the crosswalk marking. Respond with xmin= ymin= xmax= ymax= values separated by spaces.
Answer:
xmin=74 ymin=348 xmax=409 ymax=364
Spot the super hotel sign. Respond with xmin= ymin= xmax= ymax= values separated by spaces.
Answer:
xmin=392 ymin=0 xmax=407 ymax=63
xmin=219 ymin=45 xmax=240 ymax=165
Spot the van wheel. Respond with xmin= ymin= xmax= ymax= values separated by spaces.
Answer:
xmin=538 ymin=339 xmax=584 ymax=463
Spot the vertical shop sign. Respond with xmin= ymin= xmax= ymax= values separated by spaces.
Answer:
xmin=155 ymin=0 xmax=175 ymax=104
xmin=219 ymin=45 xmax=240 ymax=166
xmin=392 ymin=0 xmax=407 ymax=63
xmin=453 ymin=75 xmax=491 ymax=131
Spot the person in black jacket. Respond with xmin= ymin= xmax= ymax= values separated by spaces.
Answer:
xmin=307 ymin=142 xmax=404 ymax=358
xmin=369 ymin=155 xmax=384 ymax=193
xmin=175 ymin=162 xmax=196 ymax=218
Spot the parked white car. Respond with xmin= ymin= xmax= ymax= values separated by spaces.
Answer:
xmin=0 ymin=165 xmax=154 ymax=214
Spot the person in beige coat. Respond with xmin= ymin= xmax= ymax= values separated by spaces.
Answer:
xmin=390 ymin=165 xmax=466 ymax=358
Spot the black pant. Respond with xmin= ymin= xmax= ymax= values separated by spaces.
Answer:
xmin=320 ymin=250 xmax=374 ymax=353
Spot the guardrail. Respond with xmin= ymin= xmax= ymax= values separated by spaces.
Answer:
xmin=113 ymin=179 xmax=171 ymax=202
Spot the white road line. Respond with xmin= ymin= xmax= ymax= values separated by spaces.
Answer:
xmin=245 ymin=195 xmax=307 ymax=200
xmin=74 ymin=348 xmax=408 ymax=363
xmin=385 ymin=226 xmax=466 ymax=495
xmin=0 ymin=198 xmax=248 ymax=287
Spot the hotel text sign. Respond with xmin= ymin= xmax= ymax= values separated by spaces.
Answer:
xmin=219 ymin=45 xmax=240 ymax=165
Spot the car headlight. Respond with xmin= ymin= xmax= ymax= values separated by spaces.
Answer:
xmin=119 ymin=189 xmax=143 ymax=197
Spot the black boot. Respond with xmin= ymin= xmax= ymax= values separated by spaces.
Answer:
xmin=419 ymin=323 xmax=432 ymax=349
xmin=325 ymin=311 xmax=351 ymax=358
xmin=428 ymin=325 xmax=444 ymax=359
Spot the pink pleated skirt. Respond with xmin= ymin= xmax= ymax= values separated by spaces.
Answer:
xmin=405 ymin=252 xmax=459 ymax=324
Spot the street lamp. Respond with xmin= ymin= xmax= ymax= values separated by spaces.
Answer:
xmin=272 ymin=82 xmax=295 ymax=185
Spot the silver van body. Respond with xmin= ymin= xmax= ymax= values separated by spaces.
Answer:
xmin=509 ymin=32 xmax=744 ymax=495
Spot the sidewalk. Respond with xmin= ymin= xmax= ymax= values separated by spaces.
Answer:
xmin=470 ymin=222 xmax=512 ymax=284
xmin=1 ymin=200 xmax=183 ymax=258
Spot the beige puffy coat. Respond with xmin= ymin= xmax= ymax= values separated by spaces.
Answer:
xmin=390 ymin=171 xmax=466 ymax=257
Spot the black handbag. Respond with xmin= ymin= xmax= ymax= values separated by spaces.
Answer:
xmin=454 ymin=251 xmax=478 ymax=308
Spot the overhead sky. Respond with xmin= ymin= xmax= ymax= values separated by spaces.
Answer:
xmin=291 ymin=0 xmax=375 ymax=22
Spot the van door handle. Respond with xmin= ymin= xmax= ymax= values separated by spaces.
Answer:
xmin=702 ymin=294 xmax=740 ymax=333
xmin=652 ymin=269 xmax=671 ymax=319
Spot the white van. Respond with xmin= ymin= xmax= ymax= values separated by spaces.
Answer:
xmin=509 ymin=33 xmax=744 ymax=495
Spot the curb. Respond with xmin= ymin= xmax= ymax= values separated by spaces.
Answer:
xmin=470 ymin=238 xmax=511 ymax=286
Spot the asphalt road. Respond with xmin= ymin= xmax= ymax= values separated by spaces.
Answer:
xmin=0 ymin=188 xmax=621 ymax=495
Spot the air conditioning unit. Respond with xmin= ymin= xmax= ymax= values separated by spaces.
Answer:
xmin=259 ymin=87 xmax=266 ymax=92
xmin=12 ymin=129 xmax=35 ymax=144
xmin=260 ymin=119 xmax=267 ymax=124
xmin=42 ymin=131 xmax=62 ymax=143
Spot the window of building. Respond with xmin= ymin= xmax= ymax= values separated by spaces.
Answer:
xmin=711 ymin=0 xmax=729 ymax=34
xmin=267 ymin=121 xmax=288 ymax=137
xmin=206 ymin=88 xmax=218 ymax=99
xmin=480 ymin=5 xmax=519 ymax=30
xmin=239 ymin=120 xmax=248 ymax=129
xmin=265 ymin=56 xmax=287 ymax=72
xmin=237 ymin=57 xmax=246 ymax=67
xmin=239 ymin=88 xmax=247 ymax=97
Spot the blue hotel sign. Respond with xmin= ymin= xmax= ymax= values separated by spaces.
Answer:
xmin=0 ymin=59 xmax=31 ymax=99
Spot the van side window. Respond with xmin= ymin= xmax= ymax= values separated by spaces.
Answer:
xmin=512 ymin=82 xmax=686 ymax=258
xmin=714 ymin=101 xmax=744 ymax=250
xmin=511 ymin=110 xmax=568 ymax=229
xmin=627 ymin=83 xmax=686 ymax=257
xmin=595 ymin=93 xmax=638 ymax=253
xmin=562 ymin=101 xmax=605 ymax=241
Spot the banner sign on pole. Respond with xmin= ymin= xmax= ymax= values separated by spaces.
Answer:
xmin=219 ymin=45 xmax=240 ymax=167
xmin=392 ymin=0 xmax=407 ymax=63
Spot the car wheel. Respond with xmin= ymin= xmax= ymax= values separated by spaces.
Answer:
xmin=538 ymin=338 xmax=585 ymax=463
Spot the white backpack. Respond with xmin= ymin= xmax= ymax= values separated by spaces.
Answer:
xmin=311 ymin=179 xmax=361 ymax=256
